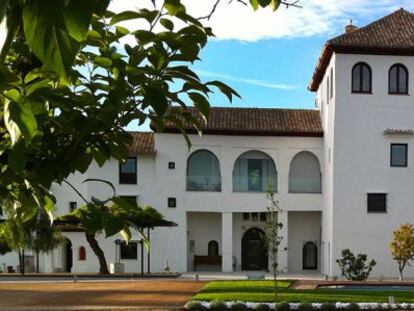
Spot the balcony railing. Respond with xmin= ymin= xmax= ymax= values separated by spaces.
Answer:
xmin=187 ymin=176 xmax=221 ymax=192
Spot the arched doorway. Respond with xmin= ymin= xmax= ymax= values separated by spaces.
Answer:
xmin=303 ymin=241 xmax=317 ymax=270
xmin=63 ymin=238 xmax=73 ymax=273
xmin=242 ymin=228 xmax=268 ymax=271
xmin=208 ymin=240 xmax=219 ymax=257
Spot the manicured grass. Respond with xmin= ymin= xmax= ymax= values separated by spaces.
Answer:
xmin=193 ymin=280 xmax=414 ymax=303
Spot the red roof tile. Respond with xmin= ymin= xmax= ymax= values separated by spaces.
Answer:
xmin=128 ymin=132 xmax=155 ymax=154
xmin=309 ymin=8 xmax=414 ymax=91
xmin=158 ymin=107 xmax=323 ymax=137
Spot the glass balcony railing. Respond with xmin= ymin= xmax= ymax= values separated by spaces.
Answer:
xmin=186 ymin=176 xmax=221 ymax=192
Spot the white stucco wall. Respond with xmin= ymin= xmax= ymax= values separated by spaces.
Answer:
xmin=327 ymin=53 xmax=414 ymax=278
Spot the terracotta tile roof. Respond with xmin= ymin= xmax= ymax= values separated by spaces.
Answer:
xmin=309 ymin=8 xmax=414 ymax=91
xmin=128 ymin=132 xmax=155 ymax=154
xmin=158 ymin=107 xmax=323 ymax=137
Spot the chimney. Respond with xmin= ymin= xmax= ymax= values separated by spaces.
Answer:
xmin=345 ymin=20 xmax=358 ymax=34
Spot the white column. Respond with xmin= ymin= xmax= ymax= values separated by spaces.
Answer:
xmin=278 ymin=211 xmax=288 ymax=273
xmin=222 ymin=212 xmax=233 ymax=272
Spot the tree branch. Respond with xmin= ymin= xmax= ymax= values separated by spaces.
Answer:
xmin=199 ymin=0 xmax=301 ymax=21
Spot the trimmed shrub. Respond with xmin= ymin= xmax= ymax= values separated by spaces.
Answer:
xmin=256 ymin=303 xmax=271 ymax=311
xmin=186 ymin=301 xmax=207 ymax=311
xmin=346 ymin=303 xmax=360 ymax=311
xmin=230 ymin=302 xmax=250 ymax=311
xmin=297 ymin=303 xmax=313 ymax=311
xmin=277 ymin=302 xmax=290 ymax=311
xmin=321 ymin=303 xmax=336 ymax=311
xmin=211 ymin=300 xmax=228 ymax=311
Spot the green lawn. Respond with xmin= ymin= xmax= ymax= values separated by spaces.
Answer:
xmin=193 ymin=281 xmax=414 ymax=303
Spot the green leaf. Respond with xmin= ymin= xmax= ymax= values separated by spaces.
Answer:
xmin=249 ymin=0 xmax=259 ymax=10
xmin=270 ymin=0 xmax=281 ymax=11
xmin=160 ymin=18 xmax=174 ymax=31
xmin=4 ymin=100 xmax=38 ymax=145
xmin=0 ymin=0 xmax=8 ymax=24
xmin=188 ymin=92 xmax=210 ymax=122
xmin=103 ymin=214 xmax=124 ymax=237
xmin=94 ymin=56 xmax=112 ymax=68
xmin=110 ymin=11 xmax=142 ymax=24
xmin=258 ymin=0 xmax=271 ymax=7
xmin=120 ymin=227 xmax=131 ymax=241
xmin=62 ymin=0 xmax=94 ymax=42
xmin=0 ymin=65 xmax=19 ymax=89
xmin=8 ymin=144 xmax=27 ymax=173
xmin=143 ymin=85 xmax=168 ymax=116
xmin=206 ymin=80 xmax=241 ymax=102
xmin=165 ymin=0 xmax=185 ymax=16
xmin=23 ymin=0 xmax=83 ymax=79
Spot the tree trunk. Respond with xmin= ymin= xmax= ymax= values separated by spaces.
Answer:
xmin=399 ymin=266 xmax=404 ymax=281
xmin=85 ymin=233 xmax=109 ymax=274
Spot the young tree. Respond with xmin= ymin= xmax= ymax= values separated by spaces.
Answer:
xmin=390 ymin=223 xmax=414 ymax=281
xmin=0 ymin=200 xmax=63 ymax=274
xmin=59 ymin=180 xmax=166 ymax=274
xmin=0 ymin=0 xmax=299 ymax=225
xmin=261 ymin=188 xmax=284 ymax=303
xmin=336 ymin=249 xmax=376 ymax=281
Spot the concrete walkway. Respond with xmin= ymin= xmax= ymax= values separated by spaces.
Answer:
xmin=179 ymin=271 xmax=326 ymax=281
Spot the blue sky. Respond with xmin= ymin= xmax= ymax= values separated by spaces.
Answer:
xmin=109 ymin=1 xmax=414 ymax=130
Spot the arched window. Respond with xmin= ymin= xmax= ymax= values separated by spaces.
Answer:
xmin=303 ymin=242 xmax=317 ymax=270
xmin=78 ymin=246 xmax=86 ymax=261
xmin=208 ymin=240 xmax=219 ymax=257
xmin=352 ymin=62 xmax=372 ymax=93
xmin=233 ymin=151 xmax=277 ymax=192
xmin=389 ymin=64 xmax=408 ymax=94
xmin=187 ymin=150 xmax=221 ymax=191
xmin=289 ymin=151 xmax=321 ymax=193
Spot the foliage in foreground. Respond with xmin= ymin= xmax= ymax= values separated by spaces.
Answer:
xmin=390 ymin=223 xmax=414 ymax=281
xmin=336 ymin=249 xmax=376 ymax=281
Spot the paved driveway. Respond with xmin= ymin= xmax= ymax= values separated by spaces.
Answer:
xmin=0 ymin=280 xmax=206 ymax=310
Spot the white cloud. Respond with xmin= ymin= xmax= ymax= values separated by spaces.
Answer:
xmin=196 ymin=70 xmax=296 ymax=90
xmin=109 ymin=0 xmax=414 ymax=41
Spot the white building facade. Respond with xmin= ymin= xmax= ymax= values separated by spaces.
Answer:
xmin=2 ymin=9 xmax=414 ymax=278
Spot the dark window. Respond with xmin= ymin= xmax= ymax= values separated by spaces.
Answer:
xmin=120 ymin=242 xmax=137 ymax=260
xmin=121 ymin=195 xmax=137 ymax=204
xmin=330 ymin=68 xmax=334 ymax=99
xmin=247 ymin=159 xmax=263 ymax=191
xmin=168 ymin=162 xmax=175 ymax=169
xmin=243 ymin=213 xmax=250 ymax=221
xmin=260 ymin=212 xmax=267 ymax=222
xmin=168 ymin=197 xmax=176 ymax=208
xmin=391 ymin=144 xmax=408 ymax=167
xmin=352 ymin=62 xmax=372 ymax=93
xmin=78 ymin=246 xmax=86 ymax=261
xmin=367 ymin=193 xmax=387 ymax=213
xmin=326 ymin=76 xmax=329 ymax=101
xmin=389 ymin=64 xmax=408 ymax=94
xmin=251 ymin=212 xmax=258 ymax=221
xmin=69 ymin=202 xmax=77 ymax=212
xmin=208 ymin=240 xmax=219 ymax=256
xmin=119 ymin=157 xmax=137 ymax=184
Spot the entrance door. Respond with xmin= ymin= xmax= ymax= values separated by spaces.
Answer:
xmin=242 ymin=228 xmax=268 ymax=270
xmin=303 ymin=241 xmax=317 ymax=270
xmin=65 ymin=239 xmax=73 ymax=273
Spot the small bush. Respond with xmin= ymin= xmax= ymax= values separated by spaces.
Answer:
xmin=186 ymin=301 xmax=207 ymax=311
xmin=211 ymin=300 xmax=228 ymax=311
xmin=346 ymin=303 xmax=360 ymax=311
xmin=277 ymin=302 xmax=290 ymax=311
xmin=230 ymin=302 xmax=249 ymax=311
xmin=256 ymin=304 xmax=271 ymax=311
xmin=297 ymin=303 xmax=313 ymax=311
xmin=321 ymin=303 xmax=336 ymax=311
